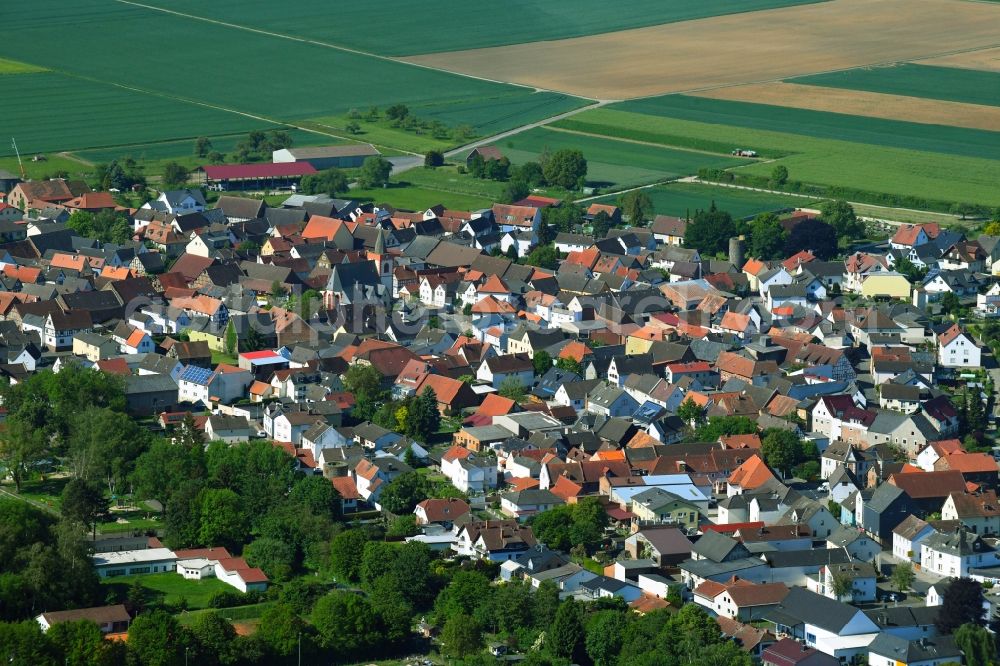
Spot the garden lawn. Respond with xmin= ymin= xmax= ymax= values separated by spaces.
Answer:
xmin=304 ymin=117 xmax=458 ymax=155
xmin=102 ymin=573 xmax=231 ymax=610
xmin=11 ymin=476 xmax=69 ymax=511
xmin=558 ymin=107 xmax=1000 ymax=207
xmin=177 ymin=603 xmax=274 ymax=626
xmin=130 ymin=0 xmax=828 ymax=56
xmin=496 ymin=127 xmax=746 ymax=189
xmin=790 ymin=64 xmax=1000 ymax=108
xmin=596 ymin=182 xmax=816 ymax=221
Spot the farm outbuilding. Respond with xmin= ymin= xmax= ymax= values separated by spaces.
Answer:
xmin=202 ymin=161 xmax=316 ymax=191
xmin=273 ymin=144 xmax=380 ymax=170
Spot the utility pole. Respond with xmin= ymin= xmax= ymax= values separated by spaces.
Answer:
xmin=11 ymin=138 xmax=25 ymax=180
xmin=297 ymin=631 xmax=302 ymax=666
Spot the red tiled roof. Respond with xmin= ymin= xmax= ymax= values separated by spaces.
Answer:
xmin=204 ymin=162 xmax=317 ymax=180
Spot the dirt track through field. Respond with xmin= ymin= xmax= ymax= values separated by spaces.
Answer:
xmin=918 ymin=46 xmax=1000 ymax=72
xmin=405 ymin=0 xmax=1000 ymax=100
xmin=692 ymin=82 xmax=1000 ymax=132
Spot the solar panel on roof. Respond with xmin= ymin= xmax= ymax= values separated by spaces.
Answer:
xmin=180 ymin=365 xmax=213 ymax=384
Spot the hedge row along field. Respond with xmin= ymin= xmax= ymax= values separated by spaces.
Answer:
xmin=497 ymin=127 xmax=748 ymax=189
xmin=551 ymin=108 xmax=1000 ymax=207
xmin=618 ymin=95 xmax=1000 ymax=160
xmin=74 ymin=130 xmax=342 ymax=171
xmin=0 ymin=73 xmax=274 ymax=158
xmin=0 ymin=0 xmax=587 ymax=157
xmin=0 ymin=58 xmax=46 ymax=75
xmin=790 ymin=64 xmax=1000 ymax=108
xmin=596 ymin=182 xmax=817 ymax=221
xmin=131 ymin=0 xmax=829 ymax=57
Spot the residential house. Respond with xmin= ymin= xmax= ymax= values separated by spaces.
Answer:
xmin=764 ymin=587 xmax=880 ymax=662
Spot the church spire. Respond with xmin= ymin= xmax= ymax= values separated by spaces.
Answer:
xmin=374 ymin=226 xmax=385 ymax=255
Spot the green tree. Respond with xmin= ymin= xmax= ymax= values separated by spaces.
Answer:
xmin=785 ymin=218 xmax=838 ymax=260
xmin=618 ymin=190 xmax=653 ymax=225
xmin=254 ymin=603 xmax=305 ymax=659
xmin=0 ymin=421 xmax=47 ymax=492
xmin=677 ymin=397 xmax=704 ymax=426
xmin=344 ymin=363 xmax=386 ymax=420
xmin=542 ymin=149 xmax=587 ymax=190
xmin=60 ymin=478 xmax=108 ymax=536
xmin=345 ymin=121 xmax=361 ymax=134
xmin=405 ymin=387 xmax=441 ymax=442
xmin=938 ymin=578 xmax=987 ymax=632
xmin=954 ymin=623 xmax=997 ymax=666
xmin=533 ymin=350 xmax=553 ymax=375
xmin=188 ymin=612 xmax=238 ymax=666
xmin=0 ymin=621 xmax=59 ymax=666
xmin=501 ymin=179 xmax=530 ymax=204
xmin=385 ymin=104 xmax=410 ymax=121
xmin=433 ymin=571 xmax=491 ymax=625
xmin=821 ymin=199 xmax=863 ymax=241
xmin=66 ymin=209 xmax=133 ymax=244
xmin=533 ymin=579 xmax=561 ymax=628
xmin=224 ymin=319 xmax=237 ymax=356
xmin=585 ymin=610 xmax=628 ymax=666
xmin=683 ymin=204 xmax=739 ymax=256
xmin=939 ymin=291 xmax=963 ymax=317
xmin=498 ymin=375 xmax=526 ymax=400
xmin=312 ymin=591 xmax=377 ymax=655
xmin=424 ymin=150 xmax=445 ymax=168
xmin=289 ymin=475 xmax=341 ymax=521
xmin=198 ymin=488 xmax=245 ymax=551
xmin=555 ymin=357 xmax=582 ymax=375
xmin=591 ymin=210 xmax=612 ymax=239
xmin=769 ymin=164 xmax=789 ymax=188
xmin=358 ymin=156 xmax=393 ymax=188
xmin=891 ymin=562 xmax=914 ymax=593
xmin=194 ymin=137 xmax=212 ymax=158
xmin=299 ymin=167 xmax=348 ymax=196
xmin=49 ymin=618 xmax=123 ymax=666
xmin=127 ymin=610 xmax=188 ymax=666
xmin=244 ymin=537 xmax=296 ymax=581
xmin=524 ymin=243 xmax=559 ymax=269
xmin=162 ymin=162 xmax=190 ymax=188
xmin=749 ymin=213 xmax=787 ymax=260
xmin=328 ymin=529 xmax=370 ymax=583
xmin=760 ymin=429 xmax=802 ymax=478
xmin=547 ymin=599 xmax=584 ymax=660
xmin=830 ymin=571 xmax=853 ymax=600
xmin=378 ymin=471 xmax=431 ymax=515
xmin=484 ymin=157 xmax=511 ymax=181
xmin=441 ymin=613 xmax=483 ymax=659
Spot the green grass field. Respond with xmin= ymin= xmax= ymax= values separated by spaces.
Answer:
xmin=348 ymin=182 xmax=493 ymax=212
xmin=1 ymin=72 xmax=275 ymax=158
xmin=402 ymin=166 xmax=509 ymax=201
xmin=558 ymin=107 xmax=1000 ymax=206
xmin=73 ymin=129 xmax=342 ymax=171
xmin=595 ymin=182 xmax=815 ymax=220
xmin=102 ymin=573 xmax=231 ymax=610
xmin=177 ymin=603 xmax=274 ymax=626
xmin=304 ymin=117 xmax=458 ymax=155
xmin=790 ymin=64 xmax=1000 ymax=107
xmin=0 ymin=154 xmax=94 ymax=180
xmin=0 ymin=0 xmax=587 ymax=160
xmin=132 ymin=0 xmax=828 ymax=56
xmin=494 ymin=127 xmax=747 ymax=189
xmin=618 ymin=95 xmax=1000 ymax=160
xmin=0 ymin=57 xmax=46 ymax=75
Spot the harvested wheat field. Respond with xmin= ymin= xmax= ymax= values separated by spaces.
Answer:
xmin=405 ymin=0 xmax=1000 ymax=100
xmin=919 ymin=46 xmax=1000 ymax=73
xmin=693 ymin=82 xmax=1000 ymax=132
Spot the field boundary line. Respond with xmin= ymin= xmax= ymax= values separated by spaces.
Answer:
xmin=622 ymin=42 xmax=1000 ymax=102
xmin=111 ymin=0 xmax=595 ymax=100
xmin=543 ymin=124 xmax=749 ymax=158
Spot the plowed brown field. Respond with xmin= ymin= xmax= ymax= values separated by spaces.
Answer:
xmin=405 ymin=0 xmax=1000 ymax=100
xmin=693 ymin=82 xmax=1000 ymax=132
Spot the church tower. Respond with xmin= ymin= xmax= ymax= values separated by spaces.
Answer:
xmin=367 ymin=226 xmax=393 ymax=289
